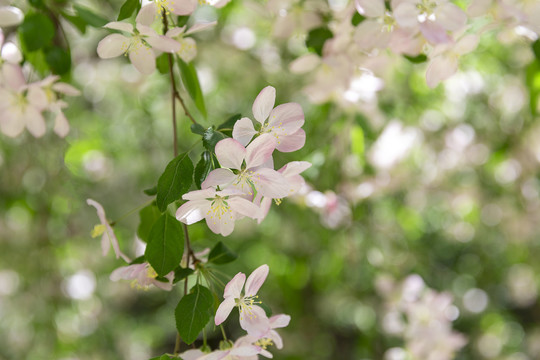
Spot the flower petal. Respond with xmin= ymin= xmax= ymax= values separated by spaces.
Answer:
xmin=232 ymin=117 xmax=257 ymax=146
xmin=279 ymin=161 xmax=312 ymax=177
xmin=267 ymin=102 xmax=304 ymax=137
xmin=52 ymin=82 xmax=81 ymax=96
xmin=0 ymin=6 xmax=24 ymax=27
xmin=201 ymin=168 xmax=237 ymax=189
xmin=269 ymin=314 xmax=291 ymax=329
xmin=104 ymin=21 xmax=133 ymax=33
xmin=355 ymin=0 xmax=385 ymax=17
xmin=146 ymin=35 xmax=182 ymax=53
xmin=419 ymin=21 xmax=451 ymax=44
xmin=205 ymin=210 xmax=235 ymax=236
xmin=425 ymin=55 xmax=458 ymax=88
xmin=2 ymin=63 xmax=25 ymax=91
xmin=245 ymin=134 xmax=276 ymax=169
xmin=268 ymin=329 xmax=283 ymax=349
xmin=215 ymin=138 xmax=246 ymax=170
xmin=224 ymin=272 xmax=246 ymax=298
xmin=436 ymin=3 xmax=467 ymax=31
xmin=230 ymin=345 xmax=262 ymax=357
xmin=169 ymin=0 xmax=197 ymax=15
xmin=276 ymin=128 xmax=306 ymax=152
xmin=394 ymin=3 xmax=418 ymax=28
xmin=97 ymin=34 xmax=129 ymax=59
xmin=53 ymin=110 xmax=70 ymax=137
xmin=245 ymin=264 xmax=269 ymax=297
xmin=136 ymin=3 xmax=157 ymax=26
xmin=215 ymin=296 xmax=237 ymax=325
xmin=176 ymin=199 xmax=209 ymax=225
xmin=185 ymin=21 xmax=217 ymax=35
xmin=240 ymin=305 xmax=269 ymax=337
xmin=129 ymin=44 xmax=155 ymax=74
xmin=182 ymin=188 xmax=216 ymax=201
xmin=228 ymin=196 xmax=262 ymax=219
xmin=253 ymin=168 xmax=291 ymax=198
xmin=252 ymin=86 xmax=276 ymax=124
xmin=24 ymin=106 xmax=46 ymax=138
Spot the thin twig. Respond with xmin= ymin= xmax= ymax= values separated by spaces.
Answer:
xmin=174 ymin=91 xmax=197 ymax=125
xmin=174 ymin=332 xmax=182 ymax=355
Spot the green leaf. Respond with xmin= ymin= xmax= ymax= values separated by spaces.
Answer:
xmin=175 ymin=285 xmax=213 ymax=345
xmin=217 ymin=113 xmax=241 ymax=137
xmin=533 ymin=40 xmax=540 ymax=61
xmin=23 ymin=49 xmax=48 ymax=75
xmin=208 ymin=241 xmax=237 ymax=265
xmin=156 ymin=152 xmax=194 ymax=212
xmin=526 ymin=60 xmax=540 ymax=115
xmin=350 ymin=125 xmax=364 ymax=157
xmin=351 ymin=12 xmax=366 ymax=26
xmin=73 ymin=5 xmax=107 ymax=28
xmin=194 ymin=151 xmax=213 ymax=189
xmin=61 ymin=13 xmax=87 ymax=33
xmin=148 ymin=355 xmax=171 ymax=360
xmin=45 ymin=47 xmax=71 ymax=75
xmin=202 ymin=127 xmax=226 ymax=153
xmin=174 ymin=266 xmax=194 ymax=283
xmin=156 ymin=53 xmax=169 ymax=74
xmin=306 ymin=27 xmax=333 ymax=57
xmin=137 ymin=203 xmax=161 ymax=242
xmin=178 ymin=57 xmax=207 ymax=118
xmin=118 ymin=0 xmax=141 ymax=21
xmin=191 ymin=123 xmax=206 ymax=135
xmin=143 ymin=185 xmax=157 ymax=196
xmin=403 ymin=54 xmax=428 ymax=64
xmin=28 ymin=0 xmax=46 ymax=9
xmin=145 ymin=213 xmax=184 ymax=277
xmin=130 ymin=255 xmax=146 ymax=265
xmin=19 ymin=13 xmax=55 ymax=52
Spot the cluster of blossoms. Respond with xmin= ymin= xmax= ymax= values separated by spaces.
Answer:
xmin=284 ymin=0 xmax=540 ymax=104
xmin=0 ymin=10 xmax=80 ymax=138
xmin=97 ymin=0 xmax=223 ymax=74
xmin=177 ymin=265 xmax=291 ymax=360
xmin=377 ymin=274 xmax=467 ymax=360
xmin=176 ymin=86 xmax=311 ymax=236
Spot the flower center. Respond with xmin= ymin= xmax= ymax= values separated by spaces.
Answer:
xmin=234 ymin=169 xmax=256 ymax=194
xmin=236 ymin=294 xmax=261 ymax=320
xmin=208 ymin=195 xmax=233 ymax=222
xmin=260 ymin=117 xmax=287 ymax=144
xmin=122 ymin=36 xmax=148 ymax=55
xmin=254 ymin=338 xmax=274 ymax=349
xmin=155 ymin=0 xmax=174 ymax=15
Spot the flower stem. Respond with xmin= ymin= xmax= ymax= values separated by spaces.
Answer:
xmin=220 ymin=325 xmax=228 ymax=341
xmin=174 ymin=332 xmax=182 ymax=355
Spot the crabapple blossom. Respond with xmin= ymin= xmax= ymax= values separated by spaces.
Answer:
xmin=97 ymin=20 xmax=181 ymax=75
xmin=354 ymin=0 xmax=397 ymax=50
xmin=166 ymin=21 xmax=217 ymax=63
xmin=215 ymin=264 xmax=269 ymax=333
xmin=0 ymin=29 xmax=22 ymax=64
xmin=392 ymin=0 xmax=468 ymax=44
xmin=0 ymin=5 xmax=23 ymax=27
xmin=243 ymin=313 xmax=291 ymax=357
xmin=425 ymin=33 xmax=479 ymax=88
xmin=0 ymin=63 xmax=48 ymax=138
xmin=232 ymin=86 xmax=306 ymax=152
xmin=202 ymin=134 xmax=291 ymax=199
xmin=175 ymin=188 xmax=262 ymax=236
xmin=197 ymin=337 xmax=261 ymax=360
xmin=87 ymin=199 xmax=131 ymax=262
xmin=136 ymin=0 xmax=198 ymax=26
xmin=110 ymin=262 xmax=174 ymax=291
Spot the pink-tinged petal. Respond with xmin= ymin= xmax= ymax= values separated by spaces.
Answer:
xmin=185 ymin=21 xmax=217 ymax=35
xmin=269 ymin=314 xmax=291 ymax=329
xmin=268 ymin=329 xmax=283 ymax=349
xmin=0 ymin=110 xmax=25 ymax=137
xmin=146 ymin=35 xmax=182 ymax=53
xmin=454 ymin=34 xmax=479 ymax=55
xmin=425 ymin=55 xmax=458 ymax=88
xmin=169 ymin=0 xmax=197 ymax=15
xmin=152 ymin=277 xmax=173 ymax=290
xmin=2 ymin=41 xmax=23 ymax=63
xmin=214 ymin=296 xmax=236 ymax=325
xmin=179 ymin=349 xmax=205 ymax=360
xmin=224 ymin=272 xmax=246 ymax=298
xmin=232 ymin=117 xmax=257 ymax=146
xmin=176 ymin=199 xmax=209 ymax=224
xmin=228 ymin=197 xmax=262 ymax=220
xmin=110 ymin=264 xmax=139 ymax=281
xmin=182 ymin=188 xmax=216 ymax=201
xmin=229 ymin=345 xmax=261 ymax=357
xmin=389 ymin=28 xmax=424 ymax=55
xmin=104 ymin=21 xmax=133 ymax=33
xmin=260 ymin=349 xmax=273 ymax=358
xmin=215 ymin=138 xmax=246 ymax=170
xmin=129 ymin=45 xmax=155 ymax=74
xmin=97 ymin=34 xmax=129 ymax=59
xmin=257 ymin=197 xmax=272 ymax=224
xmin=354 ymin=20 xmax=392 ymax=50
xmin=136 ymin=23 xmax=158 ymax=37
xmin=245 ymin=264 xmax=269 ymax=297
xmin=252 ymin=86 xmax=276 ymax=124
xmin=166 ymin=26 xmax=185 ymax=37
xmin=355 ymin=0 xmax=385 ymax=17
xmin=245 ymin=134 xmax=276 ymax=169
xmin=240 ymin=305 xmax=270 ymax=337
xmin=279 ymin=161 xmax=312 ymax=177
xmin=436 ymin=3 xmax=467 ymax=31
xmin=205 ymin=210 xmax=235 ymax=236
xmin=27 ymin=86 xmax=48 ymax=110
xmin=289 ymin=53 xmax=320 ymax=74
xmin=136 ymin=3 xmax=157 ymax=26
xmin=267 ymin=102 xmax=304 ymax=136
xmin=198 ymin=351 xmax=228 ymax=360
xmin=177 ymin=37 xmax=197 ymax=62
xmin=52 ymin=82 xmax=81 ymax=96
xmin=393 ymin=3 xmax=419 ymax=28
xmin=253 ymin=168 xmax=291 ymax=198
xmin=419 ymin=21 xmax=451 ymax=44
xmin=53 ymin=110 xmax=69 ymax=137
xmin=276 ymin=128 xmax=306 ymax=152
xmin=202 ymin=168 xmax=236 ymax=189
xmin=2 ymin=63 xmax=25 ymax=91
xmin=24 ymin=107 xmax=46 ymax=138
xmin=100 ymin=233 xmax=110 ymax=256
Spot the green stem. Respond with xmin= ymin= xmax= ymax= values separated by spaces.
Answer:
xmin=220 ymin=325 xmax=228 ymax=342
